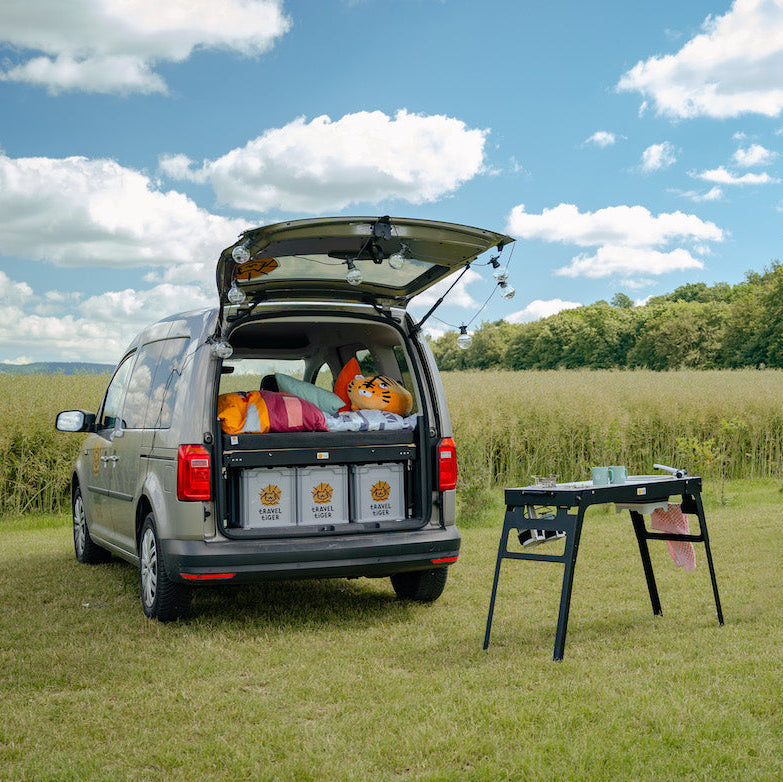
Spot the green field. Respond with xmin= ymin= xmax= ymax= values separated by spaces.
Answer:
xmin=4 ymin=369 xmax=783 ymax=518
xmin=1 ymin=480 xmax=782 ymax=780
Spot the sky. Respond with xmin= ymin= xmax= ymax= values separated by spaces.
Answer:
xmin=1 ymin=0 xmax=783 ymax=364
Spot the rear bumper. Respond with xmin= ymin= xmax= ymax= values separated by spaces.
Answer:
xmin=161 ymin=526 xmax=461 ymax=584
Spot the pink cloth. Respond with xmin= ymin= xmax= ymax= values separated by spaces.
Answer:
xmin=650 ymin=503 xmax=696 ymax=571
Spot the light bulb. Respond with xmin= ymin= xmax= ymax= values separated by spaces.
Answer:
xmin=227 ymin=281 xmax=246 ymax=304
xmin=457 ymin=326 xmax=472 ymax=350
xmin=388 ymin=243 xmax=408 ymax=270
xmin=232 ymin=242 xmax=250 ymax=263
xmin=209 ymin=339 xmax=233 ymax=359
xmin=493 ymin=268 xmax=508 ymax=282
xmin=499 ymin=281 xmax=516 ymax=300
xmin=345 ymin=259 xmax=362 ymax=286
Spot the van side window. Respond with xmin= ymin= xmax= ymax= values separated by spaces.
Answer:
xmin=122 ymin=345 xmax=156 ymax=429
xmin=99 ymin=352 xmax=135 ymax=431
xmin=144 ymin=338 xmax=189 ymax=428
xmin=117 ymin=338 xmax=190 ymax=430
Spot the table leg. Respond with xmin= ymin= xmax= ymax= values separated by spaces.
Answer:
xmin=630 ymin=509 xmax=663 ymax=616
xmin=552 ymin=507 xmax=583 ymax=661
xmin=690 ymin=492 xmax=724 ymax=625
xmin=483 ymin=508 xmax=511 ymax=650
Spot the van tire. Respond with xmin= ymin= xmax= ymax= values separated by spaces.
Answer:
xmin=390 ymin=567 xmax=448 ymax=603
xmin=139 ymin=513 xmax=191 ymax=622
xmin=73 ymin=486 xmax=111 ymax=564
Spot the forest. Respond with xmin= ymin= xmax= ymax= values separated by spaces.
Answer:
xmin=430 ymin=261 xmax=783 ymax=371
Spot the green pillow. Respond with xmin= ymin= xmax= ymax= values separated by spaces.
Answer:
xmin=275 ymin=373 xmax=344 ymax=415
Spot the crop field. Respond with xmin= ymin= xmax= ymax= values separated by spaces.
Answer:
xmin=3 ymin=368 xmax=783 ymax=518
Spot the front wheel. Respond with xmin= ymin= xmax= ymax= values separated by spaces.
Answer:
xmin=139 ymin=514 xmax=191 ymax=622
xmin=390 ymin=567 xmax=448 ymax=603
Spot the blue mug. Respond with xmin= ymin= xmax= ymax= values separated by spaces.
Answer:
xmin=608 ymin=466 xmax=627 ymax=484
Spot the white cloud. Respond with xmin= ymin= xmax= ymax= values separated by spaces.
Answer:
xmin=641 ymin=141 xmax=677 ymax=172
xmin=161 ymin=109 xmax=488 ymax=213
xmin=80 ymin=284 xmax=210 ymax=326
xmin=555 ymin=246 xmax=704 ymax=279
xmin=694 ymin=166 xmax=780 ymax=185
xmin=507 ymin=299 xmax=581 ymax=323
xmin=681 ymin=186 xmax=725 ymax=202
xmin=0 ymin=271 xmax=34 ymax=304
xmin=618 ymin=0 xmax=783 ymax=119
xmin=0 ymin=0 xmax=290 ymax=94
xmin=0 ymin=275 xmax=213 ymax=364
xmin=506 ymin=203 xmax=724 ymax=280
xmin=507 ymin=203 xmax=723 ymax=248
xmin=584 ymin=131 xmax=616 ymax=148
xmin=733 ymin=143 xmax=777 ymax=166
xmin=0 ymin=150 xmax=248 ymax=269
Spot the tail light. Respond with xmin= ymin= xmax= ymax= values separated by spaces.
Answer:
xmin=437 ymin=437 xmax=458 ymax=491
xmin=177 ymin=445 xmax=212 ymax=501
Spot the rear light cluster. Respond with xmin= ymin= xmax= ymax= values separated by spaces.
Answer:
xmin=177 ymin=445 xmax=212 ymax=501
xmin=437 ymin=437 xmax=458 ymax=491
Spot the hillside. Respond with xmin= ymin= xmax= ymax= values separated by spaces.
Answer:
xmin=0 ymin=362 xmax=113 ymax=375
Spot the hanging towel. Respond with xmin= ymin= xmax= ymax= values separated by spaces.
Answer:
xmin=650 ymin=503 xmax=696 ymax=571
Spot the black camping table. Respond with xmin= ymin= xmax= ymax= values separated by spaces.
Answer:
xmin=483 ymin=476 xmax=724 ymax=660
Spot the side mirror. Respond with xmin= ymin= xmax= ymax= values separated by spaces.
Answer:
xmin=55 ymin=410 xmax=96 ymax=433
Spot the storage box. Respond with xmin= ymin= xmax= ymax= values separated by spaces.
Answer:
xmin=350 ymin=463 xmax=405 ymax=523
xmin=240 ymin=467 xmax=297 ymax=528
xmin=297 ymin=465 xmax=349 ymax=526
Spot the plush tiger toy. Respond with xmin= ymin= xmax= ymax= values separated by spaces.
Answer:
xmin=346 ymin=374 xmax=413 ymax=417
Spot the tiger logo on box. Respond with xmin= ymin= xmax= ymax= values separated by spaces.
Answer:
xmin=371 ymin=480 xmax=391 ymax=502
xmin=312 ymin=482 xmax=334 ymax=505
xmin=259 ymin=484 xmax=282 ymax=506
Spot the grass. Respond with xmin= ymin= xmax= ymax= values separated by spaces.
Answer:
xmin=2 ymin=480 xmax=782 ymax=780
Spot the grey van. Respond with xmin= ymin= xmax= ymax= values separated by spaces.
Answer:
xmin=56 ymin=216 xmax=513 ymax=620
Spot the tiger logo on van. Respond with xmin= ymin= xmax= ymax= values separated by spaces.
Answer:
xmin=236 ymin=257 xmax=279 ymax=280
xmin=346 ymin=374 xmax=413 ymax=417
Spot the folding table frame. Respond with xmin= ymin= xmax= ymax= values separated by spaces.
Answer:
xmin=483 ymin=476 xmax=724 ymax=660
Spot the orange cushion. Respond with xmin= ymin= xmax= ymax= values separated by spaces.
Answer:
xmin=332 ymin=357 xmax=361 ymax=411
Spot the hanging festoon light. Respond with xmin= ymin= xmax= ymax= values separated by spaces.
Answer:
xmin=227 ymin=279 xmax=246 ymax=304
xmin=488 ymin=256 xmax=515 ymax=299
xmin=208 ymin=336 xmax=233 ymax=359
xmin=498 ymin=279 xmax=516 ymax=300
xmin=457 ymin=324 xmax=473 ymax=350
xmin=388 ymin=243 xmax=408 ymax=270
xmin=345 ymin=258 xmax=363 ymax=286
xmin=231 ymin=240 xmax=251 ymax=263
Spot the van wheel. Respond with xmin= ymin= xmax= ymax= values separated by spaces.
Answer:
xmin=390 ymin=567 xmax=448 ymax=603
xmin=139 ymin=514 xmax=191 ymax=622
xmin=73 ymin=486 xmax=110 ymax=564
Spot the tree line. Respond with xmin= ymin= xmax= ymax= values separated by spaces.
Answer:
xmin=430 ymin=262 xmax=783 ymax=371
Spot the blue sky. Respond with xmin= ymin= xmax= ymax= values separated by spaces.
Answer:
xmin=1 ymin=0 xmax=782 ymax=363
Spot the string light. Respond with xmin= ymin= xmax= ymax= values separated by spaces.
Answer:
xmin=388 ymin=243 xmax=408 ymax=270
xmin=345 ymin=258 xmax=362 ymax=285
xmin=231 ymin=241 xmax=250 ymax=263
xmin=227 ymin=281 xmax=246 ymax=304
xmin=457 ymin=325 xmax=473 ymax=350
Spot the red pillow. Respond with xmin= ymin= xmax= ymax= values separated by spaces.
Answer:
xmin=257 ymin=390 xmax=327 ymax=432
xmin=332 ymin=357 xmax=361 ymax=412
